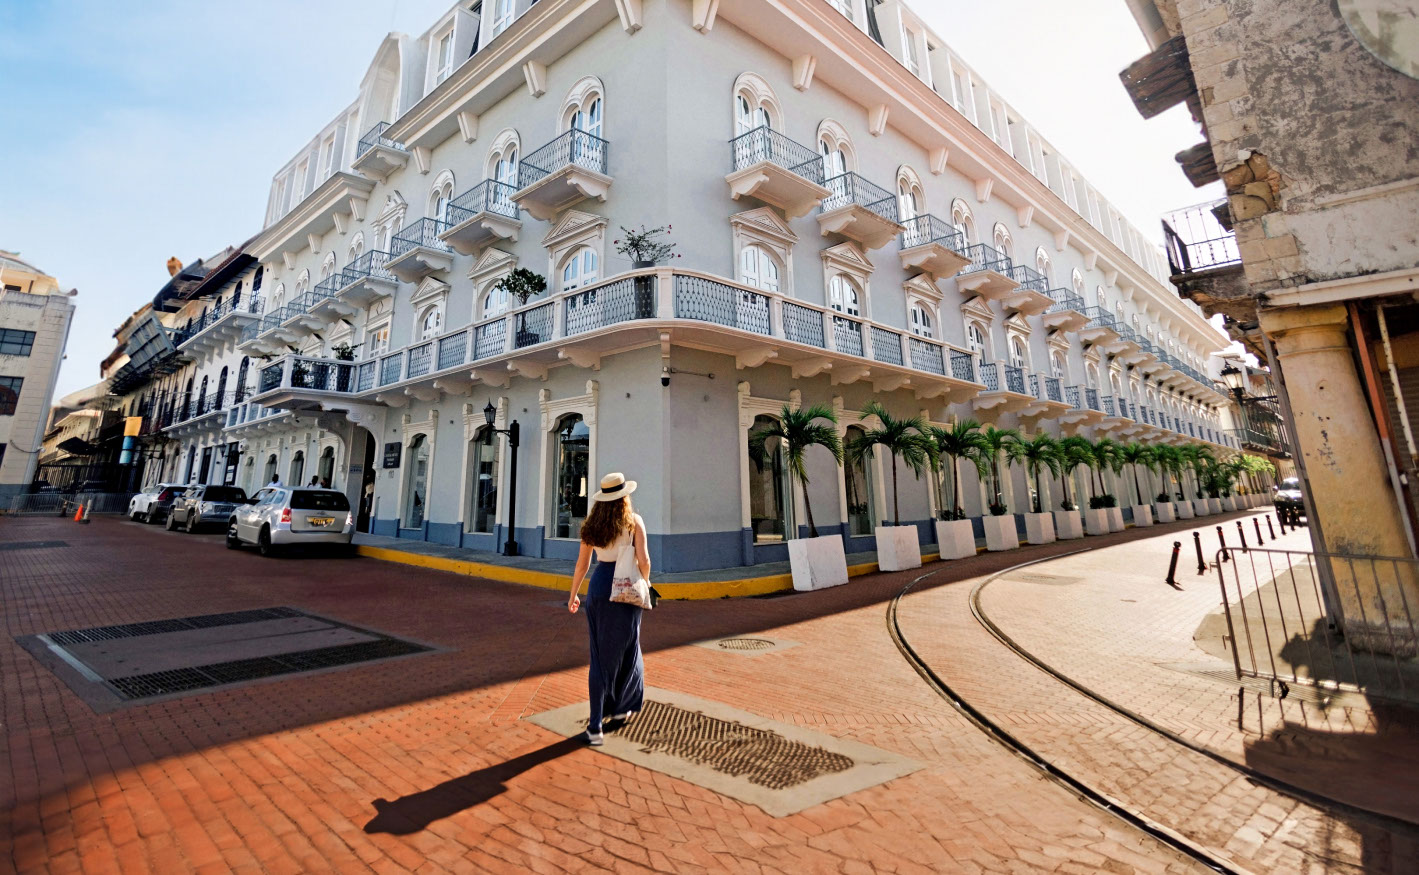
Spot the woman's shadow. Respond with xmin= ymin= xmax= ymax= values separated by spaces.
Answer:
xmin=363 ymin=737 xmax=583 ymax=835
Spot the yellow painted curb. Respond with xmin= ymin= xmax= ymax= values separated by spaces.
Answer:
xmin=356 ymin=544 xmax=946 ymax=600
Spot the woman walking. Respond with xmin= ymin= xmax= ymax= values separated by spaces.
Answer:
xmin=567 ymin=473 xmax=649 ymax=745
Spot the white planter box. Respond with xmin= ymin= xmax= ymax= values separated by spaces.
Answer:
xmin=1193 ymin=499 xmax=1211 ymax=516
xmin=788 ymin=534 xmax=849 ymax=592
xmin=935 ymin=519 xmax=977 ymax=560
xmin=1154 ymin=502 xmax=1176 ymax=523
xmin=1176 ymin=501 xmax=1195 ymax=519
xmin=1053 ymin=510 xmax=1084 ymax=540
xmin=1084 ymin=508 xmax=1111 ymax=536
xmin=1208 ymin=498 xmax=1223 ymax=514
xmin=1024 ymin=512 xmax=1056 ymax=545
xmin=1130 ymin=505 xmax=1154 ymax=527
xmin=983 ymin=514 xmax=1020 ymax=551
xmin=1223 ymin=496 xmax=1238 ymax=512
xmin=1107 ymin=507 xmax=1125 ymax=532
xmin=875 ymin=525 xmax=922 ymax=572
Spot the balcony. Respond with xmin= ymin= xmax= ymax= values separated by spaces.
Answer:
xmin=279 ymin=291 xmax=324 ymax=336
xmin=1101 ymin=324 xmax=1141 ymax=358
xmin=1060 ymin=385 xmax=1106 ymax=429
xmin=1020 ymin=373 xmax=1070 ymax=420
xmin=439 ymin=180 xmax=522 ymax=254
xmin=511 ymin=130 xmax=612 ymax=222
xmin=164 ymin=390 xmax=243 ymax=438
xmin=972 ymin=361 xmax=1034 ymax=415
xmin=1161 ymin=199 xmax=1250 ymax=323
xmin=251 ymin=269 xmax=984 ymax=411
xmin=1040 ymin=288 xmax=1090 ymax=332
xmin=336 ymin=250 xmax=398 ymax=309
xmin=1125 ymin=338 xmax=1161 ymax=370
xmin=388 ymin=218 xmax=454 ymax=282
xmin=898 ymin=215 xmax=970 ymax=279
xmin=223 ymin=400 xmax=293 ymax=436
xmin=1098 ymin=395 xmax=1139 ymax=435
xmin=955 ymin=244 xmax=1018 ymax=300
xmin=351 ymin=122 xmax=409 ymax=181
xmin=817 ymin=173 xmax=904 ymax=249
xmin=1077 ymin=306 xmax=1120 ymax=347
xmin=725 ymin=126 xmax=831 ymax=219
xmin=175 ymin=296 xmax=263 ymax=356
xmin=308 ymin=274 xmax=360 ymax=324
xmin=1000 ymin=264 xmax=1054 ymax=316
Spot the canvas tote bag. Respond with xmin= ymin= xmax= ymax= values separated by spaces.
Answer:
xmin=609 ymin=524 xmax=652 ymax=609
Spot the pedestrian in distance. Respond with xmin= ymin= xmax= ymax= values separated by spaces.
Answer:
xmin=269 ymin=474 xmax=282 ymax=488
xmin=309 ymin=475 xmax=320 ymax=487
xmin=320 ymin=477 xmax=331 ymax=489
xmin=567 ymin=473 xmax=650 ymax=746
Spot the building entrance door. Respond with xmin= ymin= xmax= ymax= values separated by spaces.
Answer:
xmin=199 ymin=447 xmax=213 ymax=484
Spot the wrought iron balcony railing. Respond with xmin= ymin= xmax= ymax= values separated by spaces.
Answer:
xmin=1044 ymin=287 xmax=1087 ymax=314
xmin=518 ymin=129 xmax=609 ymax=190
xmin=1162 ymin=199 xmax=1240 ymax=276
xmin=1065 ymin=385 xmax=1082 ymax=408
xmin=356 ymin=122 xmax=406 ymax=159
xmin=958 ymin=243 xmax=1012 ymax=276
xmin=728 ymin=126 xmax=825 ymax=185
xmin=1002 ymin=263 xmax=1047 ymax=294
xmin=1080 ymin=306 xmax=1117 ymax=330
xmin=821 ymin=172 xmax=899 ymax=222
xmin=339 ymin=249 xmax=397 ymax=287
xmin=899 ymin=214 xmax=966 ymax=251
xmin=391 ymin=217 xmax=452 ymax=258
xmin=176 ymin=295 xmax=262 ymax=344
xmin=447 ymin=179 xmax=520 ymax=224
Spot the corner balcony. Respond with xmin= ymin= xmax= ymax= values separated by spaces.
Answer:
xmin=1040 ymin=288 xmax=1090 ymax=332
xmin=336 ymin=250 xmax=398 ymax=309
xmin=176 ymin=296 xmax=263 ymax=357
xmin=1101 ymin=325 xmax=1141 ymax=358
xmin=250 ymin=269 xmax=985 ymax=412
xmin=1020 ymin=374 xmax=1070 ymax=420
xmin=1077 ymin=306 xmax=1120 ymax=347
xmin=512 ymin=130 xmax=612 ymax=222
xmin=1060 ymin=385 xmax=1106 ymax=429
xmin=1000 ymin=264 xmax=1054 ymax=316
xmin=439 ymin=180 xmax=522 ymax=254
xmin=726 ymin=126 xmax=831 ymax=219
xmin=817 ymin=173 xmax=904 ymax=250
xmin=387 ymin=218 xmax=454 ymax=283
xmin=955 ymin=244 xmax=1018 ymax=300
xmin=351 ymin=122 xmax=409 ymax=181
xmin=971 ymin=361 xmax=1035 ymax=415
xmin=898 ymin=216 xmax=970 ymax=279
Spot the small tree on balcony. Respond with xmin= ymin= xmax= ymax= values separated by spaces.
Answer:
xmin=614 ymin=225 xmax=680 ymax=267
xmin=494 ymin=269 xmax=548 ymax=347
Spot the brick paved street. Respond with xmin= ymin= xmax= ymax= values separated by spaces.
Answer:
xmin=2 ymin=510 xmax=1414 ymax=873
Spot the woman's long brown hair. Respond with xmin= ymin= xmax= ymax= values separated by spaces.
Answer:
xmin=580 ymin=496 xmax=633 ymax=548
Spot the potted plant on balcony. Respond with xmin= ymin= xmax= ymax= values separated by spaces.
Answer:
xmin=331 ymin=342 xmax=357 ymax=392
xmin=494 ymin=268 xmax=548 ymax=348
xmin=750 ymin=403 xmax=847 ymax=591
xmin=979 ymin=426 xmax=1022 ymax=551
xmin=614 ymin=224 xmax=680 ymax=269
xmin=925 ymin=419 xmax=988 ymax=559
xmin=1016 ymin=433 xmax=1061 ymax=545
xmin=1054 ymin=436 xmax=1093 ymax=539
xmin=847 ymin=401 xmax=930 ymax=572
xmin=1119 ymin=442 xmax=1156 ymax=526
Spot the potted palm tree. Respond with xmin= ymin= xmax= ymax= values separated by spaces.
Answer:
xmin=1015 ymin=433 xmax=1061 ymax=544
xmin=750 ymin=404 xmax=847 ymax=591
xmin=847 ymin=401 xmax=930 ymax=572
xmin=978 ymin=426 xmax=1022 ymax=551
xmin=1180 ymin=444 xmax=1216 ymax=515
xmin=1153 ymin=444 xmax=1189 ymax=520
xmin=1055 ymin=436 xmax=1093 ymax=539
xmin=925 ymin=420 xmax=988 ymax=560
xmin=1119 ymin=443 xmax=1156 ymax=527
xmin=1083 ymin=437 xmax=1120 ymax=535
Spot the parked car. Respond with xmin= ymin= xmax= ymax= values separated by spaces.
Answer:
xmin=129 ymin=484 xmax=187 ymax=523
xmin=226 ymin=487 xmax=354 ymax=556
xmin=168 ymin=484 xmax=249 ymax=533
xmin=1273 ymin=477 xmax=1306 ymax=526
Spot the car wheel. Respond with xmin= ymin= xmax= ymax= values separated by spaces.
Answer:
xmin=226 ymin=520 xmax=242 ymax=550
xmin=165 ymin=512 xmax=178 ymax=531
xmin=257 ymin=526 xmax=277 ymax=557
xmin=137 ymin=511 xmax=148 ymax=524
xmin=187 ymin=513 xmax=201 ymax=533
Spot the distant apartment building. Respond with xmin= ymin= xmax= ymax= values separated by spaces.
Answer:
xmin=0 ymin=251 xmax=76 ymax=497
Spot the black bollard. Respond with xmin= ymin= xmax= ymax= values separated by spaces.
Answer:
xmin=1236 ymin=520 xmax=1249 ymax=553
xmin=1194 ymin=531 xmax=1207 ymax=574
xmin=1266 ymin=515 xmax=1276 ymax=540
xmin=1166 ymin=541 xmax=1181 ymax=587
xmin=1217 ymin=525 xmax=1230 ymax=562
xmin=1277 ymin=511 xmax=1287 ymax=534
xmin=1254 ymin=516 xmax=1264 ymax=545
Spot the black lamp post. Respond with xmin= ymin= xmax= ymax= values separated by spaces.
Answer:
xmin=484 ymin=400 xmax=521 ymax=556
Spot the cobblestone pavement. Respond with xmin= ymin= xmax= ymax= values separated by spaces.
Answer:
xmin=0 ymin=510 xmax=1402 ymax=873
xmin=896 ymin=515 xmax=1419 ymax=873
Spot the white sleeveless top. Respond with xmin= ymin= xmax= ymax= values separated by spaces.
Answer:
xmin=592 ymin=513 xmax=642 ymax=562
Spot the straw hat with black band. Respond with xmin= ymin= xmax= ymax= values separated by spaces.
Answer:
xmin=591 ymin=472 xmax=637 ymax=503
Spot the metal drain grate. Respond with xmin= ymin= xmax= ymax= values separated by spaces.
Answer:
xmin=0 ymin=540 xmax=69 ymax=551
xmin=106 ymin=638 xmax=430 ymax=701
xmin=614 ymin=700 xmax=854 ymax=790
xmin=1002 ymin=572 xmax=1083 ymax=586
xmin=716 ymin=638 xmax=776 ymax=651
xmin=49 ymin=607 xmax=304 ymax=646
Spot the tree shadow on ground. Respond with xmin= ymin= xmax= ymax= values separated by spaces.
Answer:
xmin=363 ymin=737 xmax=584 ymax=835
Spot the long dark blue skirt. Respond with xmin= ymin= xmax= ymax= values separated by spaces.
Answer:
xmin=584 ymin=559 xmax=644 ymax=729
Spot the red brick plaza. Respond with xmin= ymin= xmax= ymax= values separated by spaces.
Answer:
xmin=2 ymin=511 xmax=1415 ymax=873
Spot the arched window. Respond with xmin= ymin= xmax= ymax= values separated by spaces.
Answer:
xmin=828 ymin=275 xmax=861 ymax=316
xmin=951 ymin=199 xmax=975 ymax=244
xmin=470 ymin=425 xmax=500 ymax=534
xmin=270 ymin=283 xmax=285 ymax=310
xmin=1086 ymin=363 xmax=1100 ymax=388
xmin=264 ymin=453 xmax=278 ymax=485
xmin=561 ymin=246 xmax=599 ymax=291
xmin=419 ymin=305 xmax=443 ymax=340
xmin=817 ymin=120 xmax=852 ymax=179
xmin=253 ymin=265 xmax=263 ymax=291
xmin=1009 ymin=336 xmax=1029 ymax=371
xmin=909 ymin=302 xmax=934 ymax=338
xmin=1072 ymin=270 xmax=1085 ymax=300
xmin=185 ymin=446 xmax=196 ymax=482
xmin=1035 ymin=248 xmax=1051 ymax=285
xmin=897 ymin=167 xmax=924 ymax=222
xmin=740 ymin=244 xmax=780 ymax=293
xmin=289 ymin=450 xmax=305 ymax=487
xmin=966 ymin=321 xmax=988 ymax=359
xmin=732 ymin=73 xmax=780 ymax=137
xmin=402 ymin=436 xmax=428 ymax=528
xmin=295 ymin=270 xmax=310 ymax=297
xmin=844 ymin=424 xmax=875 ymax=537
xmin=349 ymin=234 xmax=365 ymax=262
xmin=553 ymin=414 xmax=590 ymax=539
xmin=747 ymin=414 xmax=792 ymax=543
xmin=1051 ymin=351 xmax=1067 ymax=380
xmin=318 ymin=446 xmax=335 ymax=487
xmin=197 ymin=375 xmax=209 ymax=413
xmin=320 ymin=252 xmax=337 ymax=281
xmin=992 ymin=223 xmax=1013 ymax=260
xmin=232 ymin=280 xmax=243 ymax=308
xmin=235 ymin=357 xmax=250 ymax=403
xmin=215 ymin=367 xmax=228 ymax=408
xmin=1096 ymin=286 xmax=1107 ymax=309
xmin=481 ymin=280 xmax=510 ymax=318
xmin=429 ymin=173 xmax=455 ymax=222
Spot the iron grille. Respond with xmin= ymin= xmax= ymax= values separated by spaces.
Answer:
xmin=356 ymin=122 xmax=405 ymax=159
xmin=674 ymin=276 xmax=770 ymax=335
xmin=518 ymin=129 xmax=609 ymax=189
xmin=474 ymin=319 xmax=507 ymax=359
xmin=446 ymin=179 xmax=520 ymax=224
xmin=871 ymin=326 xmax=903 ymax=365
xmin=437 ymin=331 xmax=468 ymax=370
xmin=728 ymin=126 xmax=824 ymax=185
xmin=950 ymin=350 xmax=975 ymax=383
xmin=514 ymin=302 xmax=553 ymax=349
xmin=783 ymin=302 xmax=826 ymax=348
xmin=908 ymin=338 xmax=945 ymax=375
xmin=822 ymin=172 xmax=899 ymax=222
xmin=406 ymin=342 xmax=433 ymax=378
xmin=379 ymin=354 xmax=402 ymax=386
xmin=564 ymin=277 xmax=655 ymax=335
xmin=832 ymin=316 xmax=864 ymax=356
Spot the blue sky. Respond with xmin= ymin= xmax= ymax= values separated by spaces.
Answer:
xmin=0 ymin=0 xmax=1216 ymax=402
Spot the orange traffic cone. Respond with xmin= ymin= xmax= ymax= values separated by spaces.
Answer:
xmin=73 ymin=503 xmax=84 ymax=523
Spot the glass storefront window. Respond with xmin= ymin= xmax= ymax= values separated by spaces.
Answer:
xmin=747 ymin=414 xmax=792 ymax=543
xmin=471 ymin=426 xmax=499 ymax=534
xmin=404 ymin=434 xmax=429 ymax=528
xmin=844 ymin=425 xmax=874 ymax=536
xmin=554 ymin=415 xmax=590 ymax=539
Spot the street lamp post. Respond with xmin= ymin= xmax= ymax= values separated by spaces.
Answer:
xmin=484 ymin=400 xmax=520 ymax=556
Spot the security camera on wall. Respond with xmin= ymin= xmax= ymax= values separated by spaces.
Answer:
xmin=661 ymin=366 xmax=670 ymax=388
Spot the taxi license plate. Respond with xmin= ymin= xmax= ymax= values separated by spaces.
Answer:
xmin=308 ymin=517 xmax=335 ymax=527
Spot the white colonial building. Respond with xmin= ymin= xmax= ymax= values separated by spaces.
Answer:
xmin=155 ymin=0 xmax=1242 ymax=571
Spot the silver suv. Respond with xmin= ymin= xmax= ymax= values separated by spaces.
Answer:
xmin=167 ymin=484 xmax=249 ymax=533
xmin=226 ymin=487 xmax=354 ymax=556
